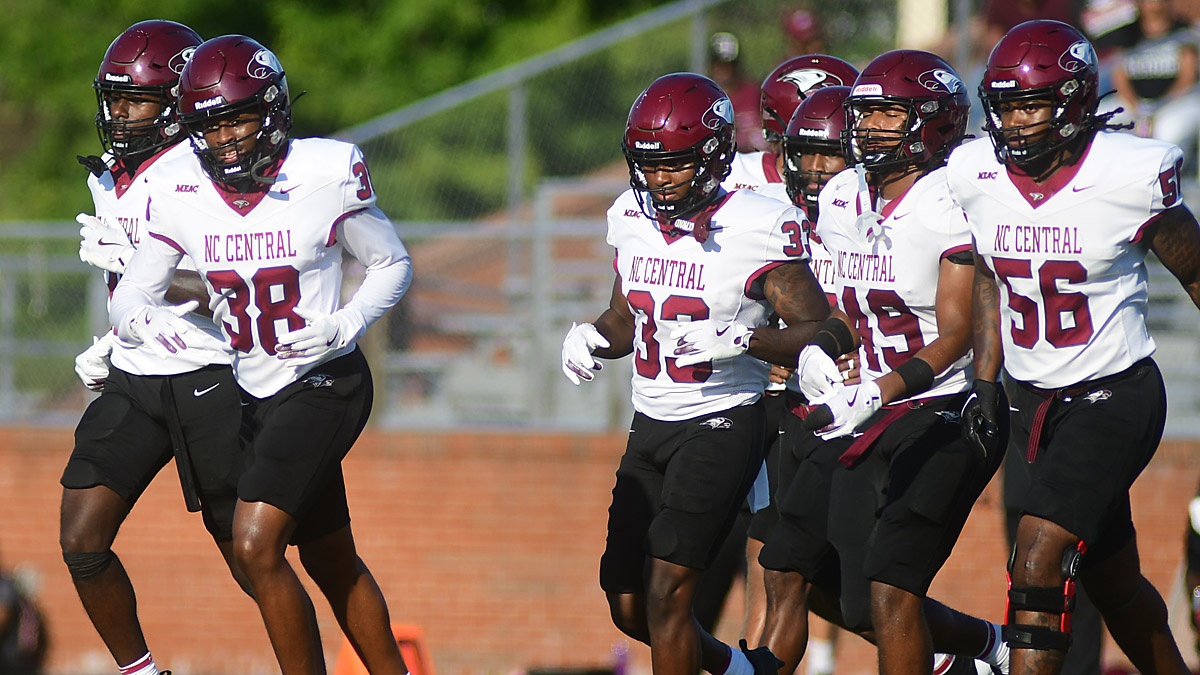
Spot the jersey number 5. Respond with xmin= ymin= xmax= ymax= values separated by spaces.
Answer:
xmin=992 ymin=257 xmax=1093 ymax=349
xmin=207 ymin=266 xmax=303 ymax=354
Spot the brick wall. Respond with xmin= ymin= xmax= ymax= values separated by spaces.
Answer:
xmin=2 ymin=429 xmax=1197 ymax=675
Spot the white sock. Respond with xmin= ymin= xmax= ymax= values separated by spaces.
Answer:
xmin=720 ymin=644 xmax=754 ymax=675
xmin=932 ymin=653 xmax=956 ymax=675
xmin=977 ymin=621 xmax=1009 ymax=674
xmin=805 ymin=639 xmax=834 ymax=675
xmin=118 ymin=652 xmax=159 ymax=675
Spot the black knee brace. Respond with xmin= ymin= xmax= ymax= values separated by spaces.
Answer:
xmin=1003 ymin=540 xmax=1087 ymax=652
xmin=62 ymin=550 xmax=115 ymax=581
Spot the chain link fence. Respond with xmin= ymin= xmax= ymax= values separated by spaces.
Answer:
xmin=9 ymin=0 xmax=1200 ymax=434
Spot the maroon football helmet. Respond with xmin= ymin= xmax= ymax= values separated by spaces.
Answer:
xmin=845 ymin=50 xmax=969 ymax=172
xmin=622 ymin=73 xmax=736 ymax=221
xmin=760 ymin=55 xmax=859 ymax=146
xmin=94 ymin=20 xmax=202 ymax=160
xmin=175 ymin=35 xmax=292 ymax=186
xmin=979 ymin=20 xmax=1099 ymax=167
xmin=782 ymin=86 xmax=851 ymax=209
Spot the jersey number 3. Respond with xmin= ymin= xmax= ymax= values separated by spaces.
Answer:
xmin=626 ymin=291 xmax=713 ymax=383
xmin=207 ymin=266 xmax=303 ymax=354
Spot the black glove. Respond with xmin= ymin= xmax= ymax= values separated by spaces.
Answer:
xmin=961 ymin=379 xmax=1009 ymax=459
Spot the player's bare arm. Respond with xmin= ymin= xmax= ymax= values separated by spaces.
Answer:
xmin=970 ymin=242 xmax=1004 ymax=382
xmin=591 ymin=275 xmax=636 ymax=359
xmin=876 ymin=257 xmax=973 ymax=405
xmin=748 ymin=260 xmax=832 ymax=365
xmin=164 ymin=270 xmax=214 ymax=318
xmin=1147 ymin=205 xmax=1200 ymax=310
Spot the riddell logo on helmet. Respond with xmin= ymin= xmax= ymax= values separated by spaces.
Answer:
xmin=194 ymin=96 xmax=226 ymax=110
xmin=634 ymin=140 xmax=663 ymax=150
xmin=103 ymin=73 xmax=133 ymax=83
xmin=168 ymin=47 xmax=197 ymax=75
xmin=852 ymin=84 xmax=883 ymax=97
xmin=702 ymin=98 xmax=734 ymax=130
xmin=990 ymin=80 xmax=1018 ymax=89
xmin=792 ymin=128 xmax=829 ymax=139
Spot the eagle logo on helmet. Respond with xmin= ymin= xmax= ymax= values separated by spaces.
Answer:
xmin=780 ymin=69 xmax=834 ymax=95
xmin=1060 ymin=40 xmax=1097 ymax=73
xmin=918 ymin=69 xmax=964 ymax=94
xmin=168 ymin=46 xmax=197 ymax=75
xmin=702 ymin=97 xmax=734 ymax=130
xmin=248 ymin=48 xmax=283 ymax=79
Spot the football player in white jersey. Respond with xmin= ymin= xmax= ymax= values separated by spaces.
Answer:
xmin=789 ymin=51 xmax=1011 ymax=675
xmin=109 ymin=36 xmax=411 ymax=675
xmin=761 ymin=77 xmax=1004 ymax=675
xmin=950 ymin=20 xmax=1200 ymax=675
xmin=758 ymin=85 xmax=853 ymax=675
xmin=61 ymin=22 xmax=250 ymax=675
xmin=715 ymin=57 xmax=857 ymax=650
xmin=560 ymin=72 xmax=832 ymax=675
xmin=724 ymin=55 xmax=858 ymax=196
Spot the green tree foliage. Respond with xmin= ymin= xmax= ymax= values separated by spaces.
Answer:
xmin=0 ymin=0 xmax=658 ymax=219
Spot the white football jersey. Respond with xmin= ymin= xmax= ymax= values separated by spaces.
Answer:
xmin=723 ymin=151 xmax=783 ymax=193
xmin=947 ymin=132 xmax=1178 ymax=388
xmin=608 ymin=189 xmax=810 ymax=421
xmin=114 ymin=138 xmax=410 ymax=398
xmin=816 ymin=167 xmax=972 ymax=402
xmin=86 ymin=142 xmax=230 ymax=376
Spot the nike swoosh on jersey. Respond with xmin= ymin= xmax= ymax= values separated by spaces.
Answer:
xmin=278 ymin=185 xmax=302 ymax=195
xmin=194 ymin=383 xmax=220 ymax=397
xmin=1071 ymin=185 xmax=1093 ymax=192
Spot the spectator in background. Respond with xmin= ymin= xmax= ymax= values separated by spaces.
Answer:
xmin=1111 ymin=0 xmax=1200 ymax=161
xmin=981 ymin=0 xmax=1080 ymax=49
xmin=1082 ymin=0 xmax=1141 ymax=57
xmin=781 ymin=9 xmax=826 ymax=58
xmin=709 ymin=32 xmax=766 ymax=152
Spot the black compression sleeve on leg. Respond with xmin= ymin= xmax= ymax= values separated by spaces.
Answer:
xmin=62 ymin=550 xmax=114 ymax=581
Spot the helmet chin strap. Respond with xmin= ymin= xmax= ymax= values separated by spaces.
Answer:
xmin=250 ymin=155 xmax=278 ymax=185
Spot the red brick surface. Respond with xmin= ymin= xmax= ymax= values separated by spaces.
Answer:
xmin=1 ymin=429 xmax=1197 ymax=674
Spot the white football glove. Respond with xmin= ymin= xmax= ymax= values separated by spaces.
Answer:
xmin=561 ymin=322 xmax=610 ymax=385
xmin=74 ymin=334 xmax=117 ymax=391
xmin=275 ymin=307 xmax=365 ymax=360
xmin=118 ymin=300 xmax=202 ymax=359
xmin=669 ymin=320 xmax=753 ymax=368
xmin=809 ymin=379 xmax=883 ymax=440
xmin=797 ymin=344 xmax=844 ymax=400
xmin=78 ymin=213 xmax=134 ymax=274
